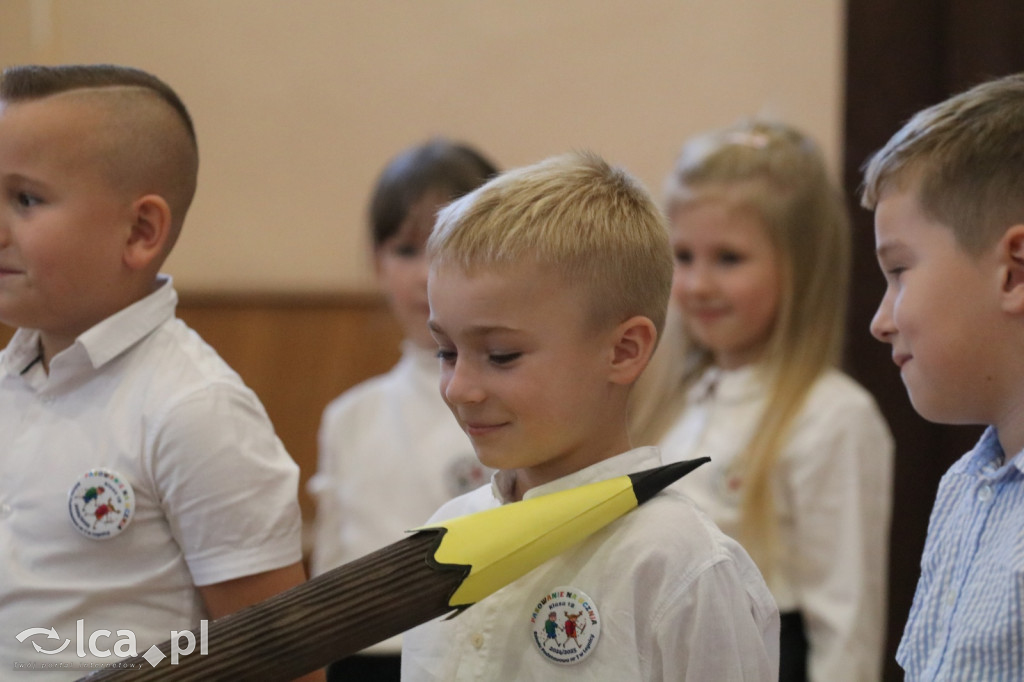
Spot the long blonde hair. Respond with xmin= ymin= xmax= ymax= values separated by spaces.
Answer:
xmin=655 ymin=120 xmax=851 ymax=574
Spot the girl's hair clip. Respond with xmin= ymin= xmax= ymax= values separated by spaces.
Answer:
xmin=721 ymin=131 xmax=771 ymax=149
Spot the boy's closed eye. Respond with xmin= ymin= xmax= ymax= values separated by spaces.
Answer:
xmin=489 ymin=352 xmax=521 ymax=366
xmin=434 ymin=349 xmax=522 ymax=366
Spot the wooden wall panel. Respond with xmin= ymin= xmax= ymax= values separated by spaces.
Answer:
xmin=175 ymin=294 xmax=404 ymax=525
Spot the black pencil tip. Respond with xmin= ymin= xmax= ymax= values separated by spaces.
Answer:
xmin=628 ymin=458 xmax=710 ymax=505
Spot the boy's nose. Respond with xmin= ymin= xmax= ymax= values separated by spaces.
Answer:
xmin=869 ymin=295 xmax=895 ymax=343
xmin=442 ymin=360 xmax=485 ymax=405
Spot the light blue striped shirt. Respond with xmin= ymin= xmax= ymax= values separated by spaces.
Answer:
xmin=897 ymin=427 xmax=1024 ymax=680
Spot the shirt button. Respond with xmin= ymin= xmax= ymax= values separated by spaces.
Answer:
xmin=0 ymin=503 xmax=11 ymax=518
xmin=978 ymin=484 xmax=994 ymax=502
xmin=944 ymin=590 xmax=957 ymax=608
xmin=470 ymin=633 xmax=484 ymax=649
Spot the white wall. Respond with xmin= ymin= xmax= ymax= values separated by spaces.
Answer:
xmin=1 ymin=0 xmax=845 ymax=294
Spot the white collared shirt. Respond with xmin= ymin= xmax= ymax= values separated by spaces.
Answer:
xmin=308 ymin=341 xmax=488 ymax=654
xmin=0 ymin=276 xmax=302 ymax=678
xmin=661 ymin=366 xmax=894 ymax=682
xmin=401 ymin=447 xmax=780 ymax=681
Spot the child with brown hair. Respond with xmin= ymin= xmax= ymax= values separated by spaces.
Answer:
xmin=0 ymin=64 xmax=314 ymax=679
xmin=864 ymin=72 xmax=1024 ymax=681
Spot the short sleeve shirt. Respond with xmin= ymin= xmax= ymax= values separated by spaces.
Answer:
xmin=0 ymin=277 xmax=302 ymax=678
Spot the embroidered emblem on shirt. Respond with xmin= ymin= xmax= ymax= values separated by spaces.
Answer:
xmin=445 ymin=454 xmax=492 ymax=497
xmin=530 ymin=586 xmax=601 ymax=665
xmin=68 ymin=469 xmax=135 ymax=540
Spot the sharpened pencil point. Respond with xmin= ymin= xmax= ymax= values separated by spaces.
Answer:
xmin=628 ymin=457 xmax=710 ymax=505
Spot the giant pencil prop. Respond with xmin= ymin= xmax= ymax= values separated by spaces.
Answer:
xmin=81 ymin=458 xmax=708 ymax=681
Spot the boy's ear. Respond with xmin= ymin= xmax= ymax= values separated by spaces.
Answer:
xmin=123 ymin=194 xmax=173 ymax=271
xmin=999 ymin=224 xmax=1024 ymax=314
xmin=608 ymin=315 xmax=658 ymax=386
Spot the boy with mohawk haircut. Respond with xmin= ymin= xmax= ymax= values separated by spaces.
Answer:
xmin=401 ymin=151 xmax=779 ymax=681
xmin=0 ymin=64 xmax=317 ymax=679
xmin=864 ymin=72 xmax=1024 ymax=680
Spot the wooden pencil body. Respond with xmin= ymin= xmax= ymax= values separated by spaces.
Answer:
xmin=81 ymin=460 xmax=708 ymax=681
xmin=83 ymin=530 xmax=463 ymax=681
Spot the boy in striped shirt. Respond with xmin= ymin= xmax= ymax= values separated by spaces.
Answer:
xmin=864 ymin=72 xmax=1024 ymax=680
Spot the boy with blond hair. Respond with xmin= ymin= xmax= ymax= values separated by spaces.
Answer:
xmin=0 ymin=64 xmax=316 ymax=679
xmin=864 ymin=72 xmax=1024 ymax=680
xmin=400 ymin=151 xmax=779 ymax=681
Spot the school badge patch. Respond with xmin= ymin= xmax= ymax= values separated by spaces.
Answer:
xmin=530 ymin=586 xmax=601 ymax=665
xmin=68 ymin=468 xmax=135 ymax=540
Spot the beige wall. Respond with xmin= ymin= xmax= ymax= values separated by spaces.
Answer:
xmin=1 ymin=0 xmax=844 ymax=294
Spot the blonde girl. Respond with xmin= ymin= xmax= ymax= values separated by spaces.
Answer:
xmin=651 ymin=120 xmax=894 ymax=682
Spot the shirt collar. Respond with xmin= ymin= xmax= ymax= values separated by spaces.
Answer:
xmin=490 ymin=446 xmax=662 ymax=504
xmin=78 ymin=276 xmax=177 ymax=369
xmin=1 ymin=328 xmax=44 ymax=377
xmin=688 ymin=364 xmax=763 ymax=404
xmin=0 ymin=275 xmax=177 ymax=377
xmin=954 ymin=426 xmax=1024 ymax=476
